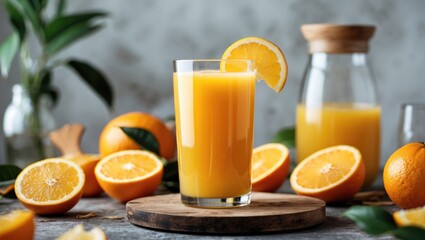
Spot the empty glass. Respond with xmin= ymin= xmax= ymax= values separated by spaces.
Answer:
xmin=398 ymin=103 xmax=425 ymax=146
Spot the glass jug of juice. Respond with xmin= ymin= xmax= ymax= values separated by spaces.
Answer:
xmin=297 ymin=24 xmax=380 ymax=187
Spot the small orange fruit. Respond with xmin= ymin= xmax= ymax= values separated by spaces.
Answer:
xmin=95 ymin=150 xmax=163 ymax=203
xmin=383 ymin=142 xmax=425 ymax=209
xmin=393 ymin=206 xmax=425 ymax=228
xmin=290 ymin=145 xmax=365 ymax=203
xmin=67 ymin=154 xmax=103 ymax=197
xmin=251 ymin=143 xmax=290 ymax=192
xmin=15 ymin=158 xmax=85 ymax=215
xmin=99 ymin=112 xmax=176 ymax=160
xmin=0 ymin=210 xmax=35 ymax=240
xmin=222 ymin=37 xmax=288 ymax=92
xmin=57 ymin=224 xmax=107 ymax=240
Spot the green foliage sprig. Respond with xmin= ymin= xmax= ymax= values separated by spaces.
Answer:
xmin=272 ymin=127 xmax=295 ymax=148
xmin=0 ymin=0 xmax=113 ymax=108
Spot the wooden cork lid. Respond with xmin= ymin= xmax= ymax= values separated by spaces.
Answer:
xmin=301 ymin=24 xmax=376 ymax=53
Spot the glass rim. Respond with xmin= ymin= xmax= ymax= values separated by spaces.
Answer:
xmin=402 ymin=103 xmax=425 ymax=110
xmin=173 ymin=59 xmax=255 ymax=64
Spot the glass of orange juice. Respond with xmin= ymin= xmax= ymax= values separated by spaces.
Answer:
xmin=173 ymin=59 xmax=256 ymax=208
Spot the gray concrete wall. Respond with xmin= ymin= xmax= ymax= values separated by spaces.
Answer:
xmin=1 ymin=0 xmax=424 ymax=166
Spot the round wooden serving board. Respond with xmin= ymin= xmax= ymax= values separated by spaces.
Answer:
xmin=126 ymin=192 xmax=326 ymax=234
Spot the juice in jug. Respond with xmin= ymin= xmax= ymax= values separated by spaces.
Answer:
xmin=296 ymin=103 xmax=381 ymax=186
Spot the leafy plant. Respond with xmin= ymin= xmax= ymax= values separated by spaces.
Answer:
xmin=0 ymin=0 xmax=113 ymax=160
xmin=343 ymin=205 xmax=425 ymax=240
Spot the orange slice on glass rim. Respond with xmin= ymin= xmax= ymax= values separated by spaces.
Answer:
xmin=222 ymin=37 xmax=288 ymax=92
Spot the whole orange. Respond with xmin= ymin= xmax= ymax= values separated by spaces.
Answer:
xmin=99 ymin=112 xmax=175 ymax=160
xmin=383 ymin=142 xmax=425 ymax=209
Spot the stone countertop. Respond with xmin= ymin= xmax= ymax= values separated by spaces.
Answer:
xmin=1 ymin=180 xmax=395 ymax=240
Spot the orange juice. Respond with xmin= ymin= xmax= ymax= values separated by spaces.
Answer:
xmin=296 ymin=103 xmax=381 ymax=187
xmin=173 ymin=71 xmax=255 ymax=198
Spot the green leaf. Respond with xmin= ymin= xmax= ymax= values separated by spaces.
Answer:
xmin=41 ymin=87 xmax=59 ymax=107
xmin=162 ymin=160 xmax=179 ymax=192
xmin=272 ymin=127 xmax=295 ymax=148
xmin=163 ymin=160 xmax=178 ymax=182
xmin=343 ymin=206 xmax=397 ymax=235
xmin=392 ymin=226 xmax=425 ymax=240
xmin=56 ymin=0 xmax=67 ymax=17
xmin=29 ymin=0 xmax=48 ymax=12
xmin=0 ymin=165 xmax=22 ymax=199
xmin=45 ymin=21 xmax=102 ymax=55
xmin=40 ymin=71 xmax=59 ymax=106
xmin=0 ymin=33 xmax=19 ymax=78
xmin=45 ymin=12 xmax=107 ymax=42
xmin=66 ymin=60 xmax=113 ymax=108
xmin=163 ymin=115 xmax=175 ymax=121
xmin=15 ymin=0 xmax=44 ymax=38
xmin=29 ymin=0 xmax=40 ymax=12
xmin=163 ymin=181 xmax=179 ymax=193
xmin=40 ymin=70 xmax=51 ymax=86
xmin=120 ymin=127 xmax=160 ymax=155
xmin=5 ymin=0 xmax=26 ymax=41
xmin=0 ymin=165 xmax=21 ymax=181
xmin=40 ymin=0 xmax=48 ymax=9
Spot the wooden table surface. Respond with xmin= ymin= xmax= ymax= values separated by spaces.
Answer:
xmin=1 ymin=178 xmax=394 ymax=240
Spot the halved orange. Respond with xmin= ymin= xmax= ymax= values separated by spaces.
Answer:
xmin=252 ymin=143 xmax=290 ymax=192
xmin=95 ymin=150 xmax=163 ymax=203
xmin=393 ymin=206 xmax=425 ymax=228
xmin=222 ymin=37 xmax=288 ymax=92
xmin=290 ymin=145 xmax=365 ymax=203
xmin=66 ymin=154 xmax=103 ymax=197
xmin=0 ymin=210 xmax=35 ymax=240
xmin=15 ymin=158 xmax=85 ymax=215
xmin=57 ymin=224 xmax=106 ymax=240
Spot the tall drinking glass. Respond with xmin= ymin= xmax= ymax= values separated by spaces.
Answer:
xmin=398 ymin=103 xmax=425 ymax=146
xmin=173 ymin=59 xmax=256 ymax=208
